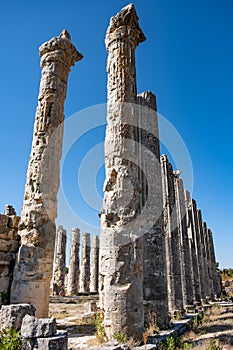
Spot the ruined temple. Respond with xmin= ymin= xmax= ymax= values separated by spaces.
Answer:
xmin=0 ymin=3 xmax=222 ymax=348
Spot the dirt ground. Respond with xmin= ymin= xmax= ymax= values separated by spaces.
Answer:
xmin=180 ymin=304 xmax=233 ymax=349
xmin=49 ymin=301 xmax=233 ymax=349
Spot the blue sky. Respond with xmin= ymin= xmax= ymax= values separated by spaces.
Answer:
xmin=0 ymin=0 xmax=232 ymax=268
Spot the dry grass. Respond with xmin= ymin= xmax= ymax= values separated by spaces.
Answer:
xmin=180 ymin=305 xmax=233 ymax=349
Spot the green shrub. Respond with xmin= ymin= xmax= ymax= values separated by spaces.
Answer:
xmin=205 ymin=338 xmax=222 ymax=350
xmin=193 ymin=313 xmax=204 ymax=331
xmin=94 ymin=311 xmax=106 ymax=343
xmin=183 ymin=341 xmax=193 ymax=349
xmin=0 ymin=291 xmax=10 ymax=305
xmin=158 ymin=335 xmax=180 ymax=350
xmin=113 ymin=331 xmax=127 ymax=343
xmin=0 ymin=328 xmax=21 ymax=350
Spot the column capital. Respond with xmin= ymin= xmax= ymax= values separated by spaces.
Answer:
xmin=105 ymin=4 xmax=146 ymax=50
xmin=39 ymin=29 xmax=83 ymax=67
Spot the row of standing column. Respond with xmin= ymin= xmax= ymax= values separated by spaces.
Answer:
xmin=98 ymin=3 xmax=221 ymax=340
xmin=52 ymin=227 xmax=99 ymax=296
xmin=161 ymin=155 xmax=221 ymax=316
xmin=52 ymin=155 xmax=221 ymax=307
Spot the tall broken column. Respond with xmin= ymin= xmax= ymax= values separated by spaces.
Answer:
xmin=99 ymin=4 xmax=146 ymax=340
xmin=184 ymin=191 xmax=201 ymax=303
xmin=11 ymin=30 xmax=83 ymax=317
xmin=79 ymin=233 xmax=91 ymax=294
xmin=173 ymin=173 xmax=194 ymax=307
xmin=202 ymin=221 xmax=213 ymax=297
xmin=99 ymin=4 xmax=169 ymax=339
xmin=52 ymin=225 xmax=67 ymax=296
xmin=0 ymin=209 xmax=20 ymax=296
xmin=67 ymin=227 xmax=80 ymax=296
xmin=138 ymin=93 xmax=169 ymax=330
xmin=196 ymin=209 xmax=210 ymax=299
xmin=90 ymin=235 xmax=99 ymax=294
xmin=207 ymin=228 xmax=222 ymax=298
xmin=160 ymin=156 xmax=184 ymax=315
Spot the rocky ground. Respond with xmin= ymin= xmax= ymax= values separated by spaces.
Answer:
xmin=49 ymin=299 xmax=233 ymax=350
xmin=180 ymin=302 xmax=233 ymax=349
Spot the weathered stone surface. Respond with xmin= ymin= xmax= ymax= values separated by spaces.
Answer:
xmin=22 ymin=332 xmax=68 ymax=350
xmin=0 ymin=213 xmax=20 ymax=250
xmin=34 ymin=333 xmax=67 ymax=350
xmin=21 ymin=337 xmax=35 ymax=350
xmin=0 ymin=213 xmax=20 ymax=295
xmin=10 ymin=30 xmax=83 ymax=317
xmin=100 ymin=4 xmax=169 ymax=340
xmin=173 ymin=174 xmax=194 ymax=306
xmin=206 ymin=228 xmax=222 ymax=298
xmin=196 ymin=209 xmax=210 ymax=299
xmin=4 ymin=204 xmax=16 ymax=216
xmin=99 ymin=4 xmax=146 ymax=340
xmin=184 ymin=191 xmax=201 ymax=303
xmin=90 ymin=235 xmax=99 ymax=293
xmin=0 ymin=304 xmax=36 ymax=330
xmin=21 ymin=314 xmax=56 ymax=338
xmin=140 ymin=95 xmax=169 ymax=330
xmin=161 ymin=155 xmax=184 ymax=314
xmin=79 ymin=233 xmax=91 ymax=293
xmin=67 ymin=227 xmax=80 ymax=296
xmin=52 ymin=225 xmax=67 ymax=296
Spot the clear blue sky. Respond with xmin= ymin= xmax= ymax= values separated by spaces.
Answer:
xmin=0 ymin=0 xmax=232 ymax=268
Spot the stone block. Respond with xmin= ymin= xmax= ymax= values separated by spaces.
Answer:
xmin=34 ymin=333 xmax=68 ymax=349
xmin=21 ymin=314 xmax=57 ymax=338
xmin=0 ymin=304 xmax=36 ymax=330
xmin=21 ymin=337 xmax=35 ymax=350
xmin=0 ymin=238 xmax=19 ymax=252
xmin=0 ymin=214 xmax=9 ymax=234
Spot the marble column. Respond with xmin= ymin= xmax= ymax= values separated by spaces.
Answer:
xmin=52 ymin=225 xmax=67 ymax=296
xmin=184 ymin=191 xmax=201 ymax=303
xmin=11 ymin=30 xmax=83 ymax=317
xmin=67 ymin=227 xmax=80 ymax=295
xmin=90 ymin=235 xmax=99 ymax=294
xmin=173 ymin=173 xmax=194 ymax=307
xmin=161 ymin=156 xmax=184 ymax=315
xmin=99 ymin=4 xmax=146 ymax=340
xmin=79 ymin=233 xmax=90 ymax=294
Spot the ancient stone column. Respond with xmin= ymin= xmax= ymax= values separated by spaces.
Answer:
xmin=11 ymin=30 xmax=83 ymax=317
xmin=90 ymin=235 xmax=99 ymax=294
xmin=202 ymin=222 xmax=212 ymax=292
xmin=67 ymin=227 xmax=80 ymax=295
xmin=0 ymin=212 xmax=20 ymax=296
xmin=139 ymin=95 xmax=169 ymax=330
xmin=203 ymin=221 xmax=215 ymax=298
xmin=99 ymin=4 xmax=145 ymax=340
xmin=79 ymin=233 xmax=90 ymax=294
xmin=197 ymin=209 xmax=210 ymax=299
xmin=99 ymin=4 xmax=169 ymax=339
xmin=184 ymin=191 xmax=201 ymax=303
xmin=160 ymin=156 xmax=184 ymax=315
xmin=207 ymin=228 xmax=222 ymax=298
xmin=4 ymin=205 xmax=16 ymax=216
xmin=52 ymin=225 xmax=67 ymax=296
xmin=173 ymin=172 xmax=194 ymax=307
xmin=191 ymin=199 xmax=205 ymax=301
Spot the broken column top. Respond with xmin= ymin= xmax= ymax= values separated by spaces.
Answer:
xmin=4 ymin=205 xmax=16 ymax=216
xmin=106 ymin=3 xmax=146 ymax=48
xmin=137 ymin=91 xmax=157 ymax=111
xmin=58 ymin=225 xmax=66 ymax=233
xmin=173 ymin=170 xmax=182 ymax=178
xmin=39 ymin=29 xmax=83 ymax=66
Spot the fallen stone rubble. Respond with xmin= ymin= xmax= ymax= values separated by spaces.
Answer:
xmin=0 ymin=304 xmax=68 ymax=350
